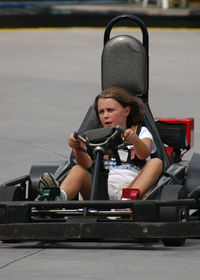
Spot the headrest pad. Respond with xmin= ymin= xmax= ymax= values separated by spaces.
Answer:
xmin=101 ymin=35 xmax=147 ymax=97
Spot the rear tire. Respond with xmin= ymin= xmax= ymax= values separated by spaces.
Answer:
xmin=159 ymin=184 xmax=187 ymax=247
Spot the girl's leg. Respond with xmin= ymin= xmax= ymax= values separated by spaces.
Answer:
xmin=127 ymin=158 xmax=163 ymax=198
xmin=60 ymin=165 xmax=92 ymax=200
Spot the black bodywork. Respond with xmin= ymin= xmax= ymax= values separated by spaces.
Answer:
xmin=0 ymin=15 xmax=200 ymax=246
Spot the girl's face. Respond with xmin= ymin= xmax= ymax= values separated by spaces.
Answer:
xmin=97 ymin=98 xmax=130 ymax=129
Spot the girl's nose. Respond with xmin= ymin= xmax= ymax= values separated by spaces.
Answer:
xmin=103 ymin=111 xmax=109 ymax=118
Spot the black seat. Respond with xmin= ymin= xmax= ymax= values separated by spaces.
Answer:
xmin=102 ymin=34 xmax=148 ymax=100
xmin=101 ymin=15 xmax=169 ymax=170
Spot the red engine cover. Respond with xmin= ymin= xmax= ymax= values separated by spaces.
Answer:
xmin=156 ymin=117 xmax=194 ymax=148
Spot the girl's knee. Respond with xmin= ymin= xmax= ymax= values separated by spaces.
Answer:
xmin=150 ymin=158 xmax=163 ymax=168
xmin=71 ymin=165 xmax=86 ymax=174
xmin=156 ymin=158 xmax=163 ymax=170
xmin=145 ymin=158 xmax=163 ymax=175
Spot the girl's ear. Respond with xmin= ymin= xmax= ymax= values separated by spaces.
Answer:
xmin=124 ymin=106 xmax=131 ymax=117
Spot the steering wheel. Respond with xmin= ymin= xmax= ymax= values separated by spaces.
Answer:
xmin=74 ymin=126 xmax=126 ymax=159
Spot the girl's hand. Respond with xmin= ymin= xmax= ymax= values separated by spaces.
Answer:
xmin=68 ymin=133 xmax=93 ymax=169
xmin=68 ymin=133 xmax=81 ymax=149
xmin=123 ymin=128 xmax=137 ymax=145
xmin=124 ymin=128 xmax=152 ymax=159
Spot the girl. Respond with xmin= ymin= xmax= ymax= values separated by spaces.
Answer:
xmin=39 ymin=87 xmax=163 ymax=200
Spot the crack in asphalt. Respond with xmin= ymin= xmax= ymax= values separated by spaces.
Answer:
xmin=0 ymin=248 xmax=45 ymax=270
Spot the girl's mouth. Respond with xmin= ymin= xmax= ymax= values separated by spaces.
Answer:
xmin=104 ymin=121 xmax=112 ymax=126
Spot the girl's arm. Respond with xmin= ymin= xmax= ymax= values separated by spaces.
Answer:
xmin=68 ymin=133 xmax=93 ymax=169
xmin=123 ymin=129 xmax=152 ymax=160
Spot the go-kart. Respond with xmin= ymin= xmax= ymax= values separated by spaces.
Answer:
xmin=0 ymin=14 xmax=200 ymax=247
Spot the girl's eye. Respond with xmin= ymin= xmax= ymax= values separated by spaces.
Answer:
xmin=98 ymin=108 xmax=114 ymax=114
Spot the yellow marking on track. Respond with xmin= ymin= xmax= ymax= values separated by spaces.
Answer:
xmin=0 ymin=27 xmax=199 ymax=32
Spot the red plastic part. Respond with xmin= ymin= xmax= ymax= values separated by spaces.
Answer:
xmin=122 ymin=188 xmax=140 ymax=200
xmin=156 ymin=117 xmax=194 ymax=148
xmin=165 ymin=146 xmax=174 ymax=162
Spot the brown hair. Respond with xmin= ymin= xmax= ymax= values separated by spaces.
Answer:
xmin=94 ymin=87 xmax=144 ymax=128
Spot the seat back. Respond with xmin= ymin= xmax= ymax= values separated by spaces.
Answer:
xmin=102 ymin=35 xmax=148 ymax=102
xmin=102 ymin=14 xmax=149 ymax=103
xmin=101 ymin=15 xmax=170 ymax=170
xmin=143 ymin=105 xmax=170 ymax=169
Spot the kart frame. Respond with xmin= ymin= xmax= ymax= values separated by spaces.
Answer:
xmin=0 ymin=199 xmax=200 ymax=242
xmin=0 ymin=15 xmax=200 ymax=246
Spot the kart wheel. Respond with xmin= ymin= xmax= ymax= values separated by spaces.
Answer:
xmin=162 ymin=237 xmax=185 ymax=247
xmin=159 ymin=184 xmax=187 ymax=247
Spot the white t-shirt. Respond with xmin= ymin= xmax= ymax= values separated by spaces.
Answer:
xmin=138 ymin=126 xmax=156 ymax=159
xmin=105 ymin=126 xmax=156 ymax=186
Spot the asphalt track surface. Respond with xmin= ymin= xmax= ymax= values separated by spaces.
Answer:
xmin=0 ymin=27 xmax=200 ymax=279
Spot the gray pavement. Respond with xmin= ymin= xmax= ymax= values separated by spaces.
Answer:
xmin=0 ymin=27 xmax=200 ymax=279
xmin=0 ymin=240 xmax=200 ymax=280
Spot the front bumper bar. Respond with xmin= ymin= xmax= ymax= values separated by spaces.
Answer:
xmin=0 ymin=199 xmax=199 ymax=242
